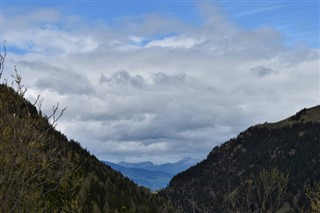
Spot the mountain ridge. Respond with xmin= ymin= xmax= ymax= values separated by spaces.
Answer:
xmin=261 ymin=105 xmax=320 ymax=128
xmin=161 ymin=105 xmax=320 ymax=213
xmin=103 ymin=157 xmax=198 ymax=190
xmin=118 ymin=157 xmax=199 ymax=174
xmin=103 ymin=161 xmax=173 ymax=191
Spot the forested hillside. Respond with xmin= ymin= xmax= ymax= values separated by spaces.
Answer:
xmin=0 ymin=83 xmax=177 ymax=212
xmin=162 ymin=106 xmax=320 ymax=213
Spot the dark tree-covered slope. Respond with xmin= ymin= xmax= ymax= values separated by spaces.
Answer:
xmin=0 ymin=84 xmax=177 ymax=213
xmin=161 ymin=106 xmax=320 ymax=213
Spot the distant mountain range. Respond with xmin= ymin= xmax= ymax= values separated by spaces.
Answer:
xmin=103 ymin=157 xmax=198 ymax=191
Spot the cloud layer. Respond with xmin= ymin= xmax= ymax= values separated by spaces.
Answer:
xmin=2 ymin=4 xmax=319 ymax=163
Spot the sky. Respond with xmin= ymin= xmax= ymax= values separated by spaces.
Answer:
xmin=1 ymin=0 xmax=319 ymax=163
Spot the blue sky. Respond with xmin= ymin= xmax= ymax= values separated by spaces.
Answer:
xmin=1 ymin=1 xmax=319 ymax=163
xmin=3 ymin=1 xmax=319 ymax=48
xmin=221 ymin=1 xmax=319 ymax=47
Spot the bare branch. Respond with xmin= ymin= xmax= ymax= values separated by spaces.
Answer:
xmin=0 ymin=40 xmax=7 ymax=80
xmin=11 ymin=66 xmax=27 ymax=97
xmin=47 ymin=103 xmax=67 ymax=127
xmin=33 ymin=95 xmax=41 ymax=106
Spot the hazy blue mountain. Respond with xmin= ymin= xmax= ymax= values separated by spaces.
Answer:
xmin=103 ymin=161 xmax=174 ymax=191
xmin=103 ymin=157 xmax=198 ymax=191
xmin=118 ymin=157 xmax=199 ymax=174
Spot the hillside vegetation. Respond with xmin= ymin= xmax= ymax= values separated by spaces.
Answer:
xmin=162 ymin=106 xmax=320 ymax=213
xmin=0 ymin=83 xmax=177 ymax=212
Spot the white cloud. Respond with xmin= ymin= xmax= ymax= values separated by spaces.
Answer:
xmin=2 ymin=4 xmax=319 ymax=163
xmin=146 ymin=36 xmax=202 ymax=49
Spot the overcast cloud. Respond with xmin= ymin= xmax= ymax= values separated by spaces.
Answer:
xmin=2 ymin=3 xmax=319 ymax=163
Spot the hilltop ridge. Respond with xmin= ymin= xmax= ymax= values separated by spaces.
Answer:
xmin=261 ymin=105 xmax=320 ymax=128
